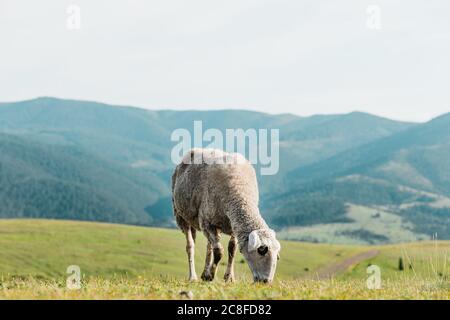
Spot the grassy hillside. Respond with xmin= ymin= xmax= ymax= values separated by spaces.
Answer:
xmin=0 ymin=219 xmax=365 ymax=280
xmin=0 ymin=220 xmax=448 ymax=299
xmin=277 ymin=204 xmax=429 ymax=244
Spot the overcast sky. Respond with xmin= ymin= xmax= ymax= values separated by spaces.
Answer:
xmin=1 ymin=0 xmax=449 ymax=122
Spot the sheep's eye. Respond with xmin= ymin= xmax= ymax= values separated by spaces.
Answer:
xmin=257 ymin=245 xmax=269 ymax=256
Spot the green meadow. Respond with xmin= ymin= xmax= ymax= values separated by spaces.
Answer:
xmin=0 ymin=219 xmax=448 ymax=299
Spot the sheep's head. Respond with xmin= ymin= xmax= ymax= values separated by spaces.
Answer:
xmin=241 ymin=229 xmax=281 ymax=283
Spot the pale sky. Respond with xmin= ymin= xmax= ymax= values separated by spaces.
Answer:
xmin=1 ymin=0 xmax=449 ymax=122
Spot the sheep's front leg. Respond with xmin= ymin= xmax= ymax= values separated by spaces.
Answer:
xmin=224 ymin=235 xmax=237 ymax=282
xmin=185 ymin=227 xmax=198 ymax=281
xmin=201 ymin=227 xmax=223 ymax=281
xmin=201 ymin=242 xmax=213 ymax=281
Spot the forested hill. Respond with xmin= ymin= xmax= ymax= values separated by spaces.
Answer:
xmin=1 ymin=97 xmax=449 ymax=243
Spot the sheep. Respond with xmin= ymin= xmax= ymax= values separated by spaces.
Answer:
xmin=172 ymin=148 xmax=281 ymax=283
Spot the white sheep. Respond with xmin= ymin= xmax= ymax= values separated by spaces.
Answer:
xmin=172 ymin=148 xmax=280 ymax=282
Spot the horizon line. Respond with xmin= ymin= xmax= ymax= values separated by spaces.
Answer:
xmin=1 ymin=95 xmax=445 ymax=124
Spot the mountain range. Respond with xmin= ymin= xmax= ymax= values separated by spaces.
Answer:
xmin=0 ymin=97 xmax=449 ymax=243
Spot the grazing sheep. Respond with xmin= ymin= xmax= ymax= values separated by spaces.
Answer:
xmin=172 ymin=148 xmax=281 ymax=283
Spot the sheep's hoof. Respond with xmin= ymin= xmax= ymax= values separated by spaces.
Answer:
xmin=201 ymin=271 xmax=214 ymax=281
xmin=224 ymin=273 xmax=235 ymax=282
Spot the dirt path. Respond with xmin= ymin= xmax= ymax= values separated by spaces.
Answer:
xmin=313 ymin=250 xmax=380 ymax=280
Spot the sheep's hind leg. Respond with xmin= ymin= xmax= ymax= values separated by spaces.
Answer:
xmin=185 ymin=227 xmax=198 ymax=281
xmin=224 ymin=235 xmax=237 ymax=282
xmin=201 ymin=226 xmax=223 ymax=281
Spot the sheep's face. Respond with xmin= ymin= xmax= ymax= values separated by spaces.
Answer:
xmin=242 ymin=229 xmax=281 ymax=283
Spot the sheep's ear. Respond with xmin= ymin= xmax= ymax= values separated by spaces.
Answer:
xmin=268 ymin=229 xmax=281 ymax=251
xmin=248 ymin=230 xmax=261 ymax=252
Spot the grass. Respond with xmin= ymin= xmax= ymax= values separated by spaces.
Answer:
xmin=0 ymin=219 xmax=449 ymax=299
xmin=344 ymin=241 xmax=450 ymax=280
xmin=0 ymin=219 xmax=365 ymax=280
xmin=1 ymin=278 xmax=448 ymax=300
